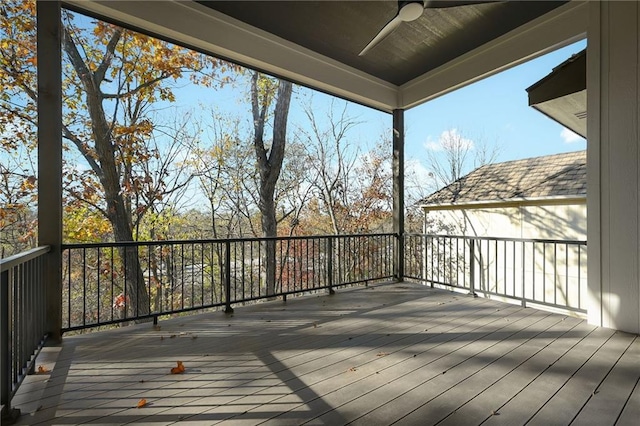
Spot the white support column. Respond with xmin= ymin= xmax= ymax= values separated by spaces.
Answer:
xmin=587 ymin=1 xmax=640 ymax=333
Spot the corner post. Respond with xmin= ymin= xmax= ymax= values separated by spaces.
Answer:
xmin=393 ymin=109 xmax=405 ymax=282
xmin=587 ymin=1 xmax=640 ymax=333
xmin=37 ymin=0 xmax=63 ymax=342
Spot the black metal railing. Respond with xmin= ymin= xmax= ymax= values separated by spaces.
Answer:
xmin=61 ymin=233 xmax=395 ymax=332
xmin=1 ymin=246 xmax=50 ymax=421
xmin=405 ymin=234 xmax=587 ymax=314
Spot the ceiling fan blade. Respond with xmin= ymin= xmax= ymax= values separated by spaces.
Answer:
xmin=359 ymin=15 xmax=403 ymax=56
xmin=424 ymin=0 xmax=497 ymax=8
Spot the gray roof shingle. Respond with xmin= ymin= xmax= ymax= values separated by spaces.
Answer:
xmin=422 ymin=150 xmax=586 ymax=205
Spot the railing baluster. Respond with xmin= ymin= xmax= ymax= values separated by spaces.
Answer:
xmin=180 ymin=244 xmax=185 ymax=311
xmin=224 ymin=240 xmax=233 ymax=314
xmin=565 ymin=243 xmax=569 ymax=308
xmin=97 ymin=248 xmax=101 ymax=325
xmin=554 ymin=242 xmax=557 ymax=306
xmin=241 ymin=241 xmax=246 ymax=300
xmin=531 ymin=242 xmax=536 ymax=302
xmin=469 ymin=239 xmax=475 ymax=296
xmin=578 ymin=244 xmax=582 ymax=310
xmin=327 ymin=237 xmax=334 ymax=294
xmin=522 ymin=241 xmax=526 ymax=307
xmin=82 ymin=248 xmax=86 ymax=327
xmin=512 ymin=240 xmax=516 ymax=298
xmin=495 ymin=239 xmax=498 ymax=294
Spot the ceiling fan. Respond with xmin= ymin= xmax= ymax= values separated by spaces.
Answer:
xmin=359 ymin=0 xmax=495 ymax=56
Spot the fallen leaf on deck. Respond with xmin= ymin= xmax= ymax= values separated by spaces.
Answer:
xmin=349 ymin=367 xmax=357 ymax=372
xmin=171 ymin=361 xmax=185 ymax=374
xmin=137 ymin=399 xmax=147 ymax=408
xmin=376 ymin=352 xmax=389 ymax=357
xmin=37 ymin=365 xmax=49 ymax=374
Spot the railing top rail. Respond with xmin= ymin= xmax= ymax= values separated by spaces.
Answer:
xmin=62 ymin=233 xmax=396 ymax=250
xmin=405 ymin=233 xmax=587 ymax=246
xmin=1 ymin=245 xmax=51 ymax=272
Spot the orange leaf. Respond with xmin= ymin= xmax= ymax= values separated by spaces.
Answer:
xmin=136 ymin=399 xmax=147 ymax=408
xmin=170 ymin=361 xmax=185 ymax=374
xmin=37 ymin=365 xmax=49 ymax=374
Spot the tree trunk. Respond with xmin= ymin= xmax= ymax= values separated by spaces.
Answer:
xmin=251 ymin=74 xmax=293 ymax=296
xmin=110 ymin=193 xmax=150 ymax=317
xmin=260 ymin=189 xmax=278 ymax=295
xmin=63 ymin=27 xmax=150 ymax=317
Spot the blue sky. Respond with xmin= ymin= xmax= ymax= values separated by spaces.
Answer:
xmin=405 ymin=39 xmax=587 ymax=163
xmin=274 ymin=39 xmax=586 ymax=198
xmin=281 ymin=39 xmax=588 ymax=166
xmin=183 ymin=38 xmax=587 ymax=159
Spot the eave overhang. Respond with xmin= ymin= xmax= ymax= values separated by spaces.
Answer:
xmin=527 ymin=48 xmax=587 ymax=138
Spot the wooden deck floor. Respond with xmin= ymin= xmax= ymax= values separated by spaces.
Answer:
xmin=11 ymin=282 xmax=640 ymax=425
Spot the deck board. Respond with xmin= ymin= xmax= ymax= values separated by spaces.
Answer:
xmin=337 ymin=309 xmax=553 ymax=426
xmin=525 ymin=330 xmax=636 ymax=426
xmin=393 ymin=315 xmax=585 ymax=426
xmin=571 ymin=335 xmax=640 ymax=425
xmin=267 ymin=305 xmax=530 ymax=425
xmin=10 ymin=282 xmax=640 ymax=426
xmin=617 ymin=372 xmax=640 ymax=426
xmin=436 ymin=319 xmax=597 ymax=426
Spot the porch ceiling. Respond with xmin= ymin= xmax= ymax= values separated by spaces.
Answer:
xmin=64 ymin=1 xmax=587 ymax=112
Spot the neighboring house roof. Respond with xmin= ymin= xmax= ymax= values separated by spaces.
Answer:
xmin=422 ymin=150 xmax=586 ymax=206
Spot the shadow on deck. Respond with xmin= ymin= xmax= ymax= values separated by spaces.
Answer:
xmin=11 ymin=282 xmax=640 ymax=426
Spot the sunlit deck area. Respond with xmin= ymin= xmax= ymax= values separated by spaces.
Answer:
xmin=11 ymin=282 xmax=640 ymax=426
